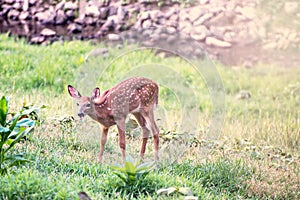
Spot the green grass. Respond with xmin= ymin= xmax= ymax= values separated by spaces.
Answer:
xmin=0 ymin=34 xmax=299 ymax=199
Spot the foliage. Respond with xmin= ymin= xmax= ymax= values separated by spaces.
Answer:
xmin=111 ymin=156 xmax=154 ymax=185
xmin=0 ymin=96 xmax=39 ymax=175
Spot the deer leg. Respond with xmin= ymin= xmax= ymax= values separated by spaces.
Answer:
xmin=141 ymin=110 xmax=160 ymax=162
xmin=99 ymin=126 xmax=109 ymax=163
xmin=133 ymin=113 xmax=150 ymax=160
xmin=116 ymin=119 xmax=126 ymax=164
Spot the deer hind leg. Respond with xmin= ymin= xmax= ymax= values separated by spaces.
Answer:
xmin=116 ymin=118 xmax=126 ymax=164
xmin=133 ymin=113 xmax=150 ymax=161
xmin=141 ymin=109 xmax=160 ymax=162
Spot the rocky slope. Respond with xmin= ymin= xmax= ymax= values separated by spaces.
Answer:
xmin=1 ymin=0 xmax=300 ymax=66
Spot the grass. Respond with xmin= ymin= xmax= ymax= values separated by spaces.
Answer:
xmin=0 ymin=34 xmax=299 ymax=199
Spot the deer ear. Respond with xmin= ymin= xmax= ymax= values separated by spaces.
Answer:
xmin=68 ymin=85 xmax=82 ymax=98
xmin=91 ymin=87 xmax=100 ymax=101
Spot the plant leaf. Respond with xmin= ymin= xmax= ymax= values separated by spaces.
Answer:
xmin=0 ymin=96 xmax=8 ymax=126
xmin=5 ymin=126 xmax=34 ymax=153
xmin=167 ymin=187 xmax=177 ymax=195
xmin=15 ymin=118 xmax=35 ymax=128
xmin=124 ymin=160 xmax=136 ymax=174
xmin=178 ymin=187 xmax=194 ymax=196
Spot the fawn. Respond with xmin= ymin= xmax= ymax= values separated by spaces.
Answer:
xmin=68 ymin=77 xmax=160 ymax=163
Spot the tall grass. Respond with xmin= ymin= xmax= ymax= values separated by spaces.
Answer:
xmin=0 ymin=34 xmax=299 ymax=199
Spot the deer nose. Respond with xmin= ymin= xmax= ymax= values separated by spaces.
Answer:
xmin=78 ymin=112 xmax=85 ymax=118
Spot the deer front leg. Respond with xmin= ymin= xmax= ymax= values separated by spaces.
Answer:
xmin=99 ymin=126 xmax=109 ymax=163
xmin=116 ymin=119 xmax=126 ymax=164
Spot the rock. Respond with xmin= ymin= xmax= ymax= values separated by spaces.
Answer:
xmin=108 ymin=33 xmax=121 ymax=41
xmin=284 ymin=2 xmax=298 ymax=14
xmin=108 ymin=6 xmax=118 ymax=16
xmin=209 ymin=26 xmax=226 ymax=39
xmin=188 ymin=7 xmax=204 ymax=22
xmin=205 ymin=37 xmax=232 ymax=48
xmin=23 ymin=0 xmax=29 ymax=11
xmin=236 ymin=90 xmax=251 ymax=99
xmin=142 ymin=19 xmax=152 ymax=29
xmin=41 ymin=28 xmax=56 ymax=36
xmin=99 ymin=7 xmax=109 ymax=19
xmin=223 ymin=31 xmax=236 ymax=42
xmin=191 ymin=25 xmax=209 ymax=41
xmin=166 ymin=35 xmax=177 ymax=43
xmin=12 ymin=2 xmax=22 ymax=10
xmin=29 ymin=0 xmax=38 ymax=5
xmin=200 ymin=0 xmax=209 ymax=4
xmin=67 ymin=23 xmax=82 ymax=33
xmin=235 ymin=6 xmax=256 ymax=20
xmin=193 ymin=13 xmax=213 ymax=26
xmin=117 ymin=6 xmax=128 ymax=21
xmin=66 ymin=10 xmax=75 ymax=19
xmin=55 ymin=0 xmax=65 ymax=11
xmin=35 ymin=10 xmax=55 ymax=24
xmin=55 ymin=9 xmax=67 ymax=25
xmin=19 ymin=12 xmax=30 ymax=20
xmin=85 ymin=5 xmax=100 ymax=17
xmin=102 ymin=16 xmax=116 ymax=30
xmin=64 ymin=1 xmax=78 ymax=11
xmin=5 ymin=0 xmax=15 ymax=4
xmin=85 ymin=16 xmax=96 ymax=25
xmin=30 ymin=36 xmax=45 ymax=44
xmin=166 ymin=27 xmax=176 ymax=34
xmin=7 ymin=9 xmax=20 ymax=20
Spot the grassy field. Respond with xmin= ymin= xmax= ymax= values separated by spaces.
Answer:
xmin=0 ymin=33 xmax=299 ymax=199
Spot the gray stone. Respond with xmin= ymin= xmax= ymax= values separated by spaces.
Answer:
xmin=55 ymin=0 xmax=65 ymax=11
xmin=55 ymin=9 xmax=67 ymax=25
xmin=188 ymin=7 xmax=203 ymax=22
xmin=5 ymin=0 xmax=15 ymax=4
xmin=166 ymin=27 xmax=176 ymax=34
xmin=108 ymin=33 xmax=121 ymax=41
xmin=66 ymin=10 xmax=75 ymax=19
xmin=64 ymin=1 xmax=78 ymax=11
xmin=139 ymin=11 xmax=150 ymax=21
xmin=284 ymin=2 xmax=298 ymax=14
xmin=30 ymin=36 xmax=45 ymax=44
xmin=142 ymin=19 xmax=152 ymax=29
xmin=99 ymin=7 xmax=108 ymax=19
xmin=223 ymin=31 xmax=236 ymax=42
xmin=41 ymin=28 xmax=56 ymax=36
xmin=19 ymin=11 xmax=30 ymax=20
xmin=193 ymin=13 xmax=213 ymax=26
xmin=85 ymin=5 xmax=100 ymax=17
xmin=235 ymin=6 xmax=256 ymax=20
xmin=117 ymin=6 xmax=128 ymax=21
xmin=236 ymin=90 xmax=251 ymax=99
xmin=191 ymin=25 xmax=209 ymax=41
xmin=12 ymin=2 xmax=22 ymax=10
xmin=200 ymin=0 xmax=209 ymax=4
xmin=23 ymin=0 xmax=29 ymax=11
xmin=36 ymin=10 xmax=55 ymax=24
xmin=7 ymin=9 xmax=20 ymax=20
xmin=67 ymin=23 xmax=82 ymax=33
xmin=205 ymin=37 xmax=232 ymax=48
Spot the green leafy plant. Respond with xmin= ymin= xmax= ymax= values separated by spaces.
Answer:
xmin=111 ymin=156 xmax=154 ymax=185
xmin=0 ymin=96 xmax=38 ymax=175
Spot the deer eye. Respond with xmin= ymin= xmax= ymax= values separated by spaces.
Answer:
xmin=76 ymin=103 xmax=79 ymax=106
xmin=86 ymin=103 xmax=91 ymax=108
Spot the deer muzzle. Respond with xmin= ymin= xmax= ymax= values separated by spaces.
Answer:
xmin=78 ymin=112 xmax=85 ymax=119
